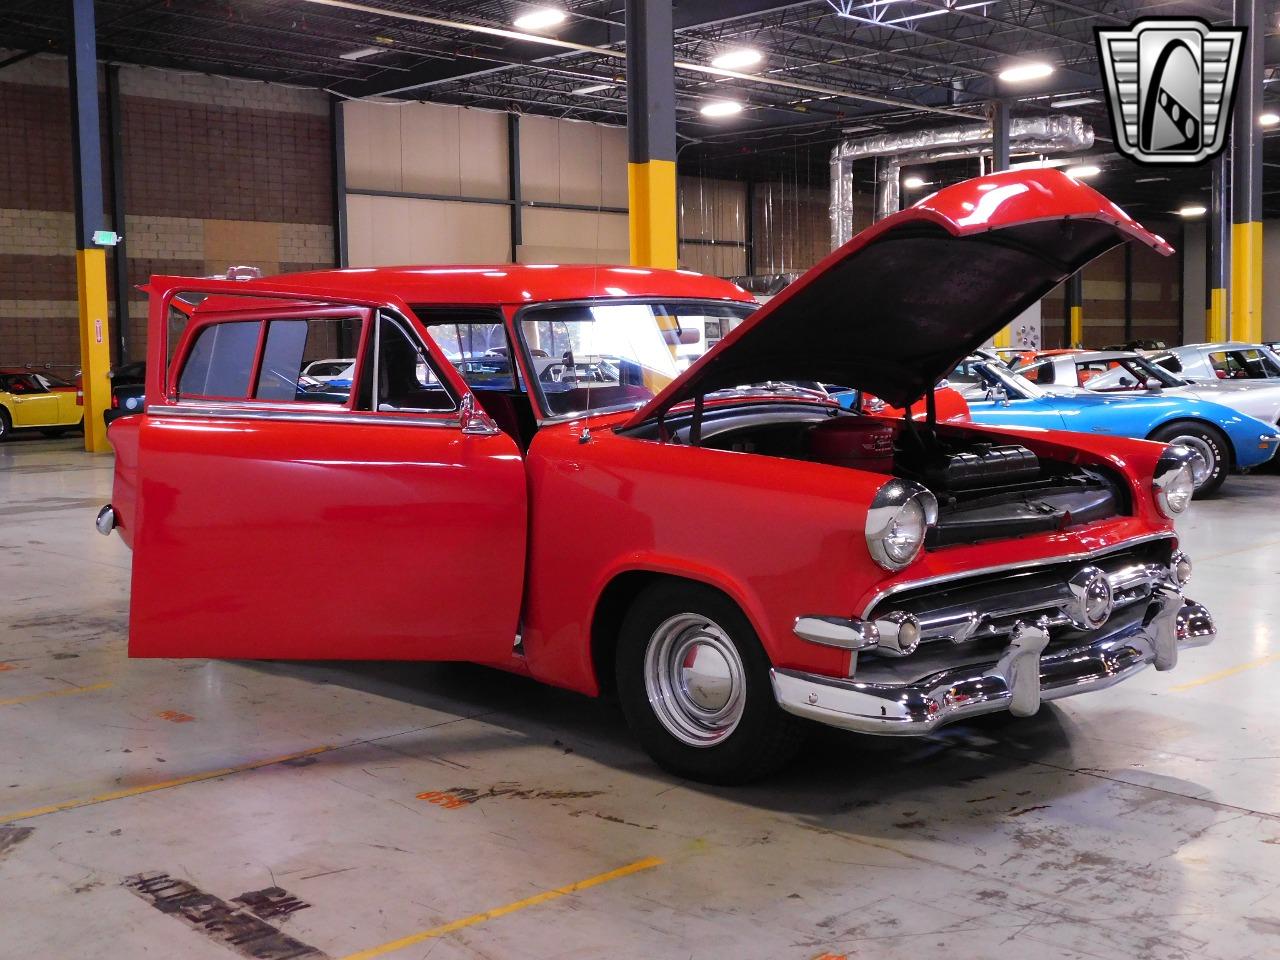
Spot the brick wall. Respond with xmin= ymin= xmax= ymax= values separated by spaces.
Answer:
xmin=0 ymin=51 xmax=335 ymax=368
xmin=1040 ymin=224 xmax=1183 ymax=348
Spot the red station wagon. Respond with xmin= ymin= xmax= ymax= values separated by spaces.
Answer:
xmin=102 ymin=169 xmax=1215 ymax=783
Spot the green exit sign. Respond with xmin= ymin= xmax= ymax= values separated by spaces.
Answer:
xmin=92 ymin=230 xmax=120 ymax=246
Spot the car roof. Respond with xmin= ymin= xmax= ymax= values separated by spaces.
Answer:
xmin=1056 ymin=350 xmax=1141 ymax=363
xmin=236 ymin=264 xmax=755 ymax=307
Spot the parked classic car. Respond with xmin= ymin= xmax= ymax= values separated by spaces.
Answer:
xmin=964 ymin=357 xmax=1280 ymax=495
xmin=0 ymin=369 xmax=84 ymax=439
xmin=101 ymin=169 xmax=1217 ymax=783
xmin=1151 ymin=343 xmax=1280 ymax=384
xmin=1015 ymin=348 xmax=1280 ymax=431
xmin=301 ymin=357 xmax=357 ymax=383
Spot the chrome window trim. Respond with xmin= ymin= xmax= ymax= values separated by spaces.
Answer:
xmin=156 ymin=401 xmax=461 ymax=430
xmin=373 ymin=307 xmax=460 ymax=414
xmin=859 ymin=532 xmax=1176 ymax=619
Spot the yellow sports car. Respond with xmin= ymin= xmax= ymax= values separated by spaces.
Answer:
xmin=0 ymin=370 xmax=83 ymax=440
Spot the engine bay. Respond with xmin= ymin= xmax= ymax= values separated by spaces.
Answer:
xmin=625 ymin=403 xmax=1129 ymax=545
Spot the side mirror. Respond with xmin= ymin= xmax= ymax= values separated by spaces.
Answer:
xmin=1144 ymin=379 xmax=1164 ymax=391
xmin=985 ymin=385 xmax=1009 ymax=404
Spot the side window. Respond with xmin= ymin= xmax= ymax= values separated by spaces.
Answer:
xmin=178 ymin=321 xmax=260 ymax=399
xmin=419 ymin=311 xmax=515 ymax=392
xmin=359 ymin=312 xmax=455 ymax=413
xmin=255 ymin=317 xmax=354 ymax=404
xmin=1026 ymin=362 xmax=1054 ymax=385
xmin=1156 ymin=355 xmax=1181 ymax=373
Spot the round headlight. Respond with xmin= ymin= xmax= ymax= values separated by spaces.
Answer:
xmin=1153 ymin=447 xmax=1196 ymax=518
xmin=866 ymin=479 xmax=938 ymax=572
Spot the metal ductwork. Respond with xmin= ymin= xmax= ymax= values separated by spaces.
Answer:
xmin=829 ymin=116 xmax=1094 ymax=246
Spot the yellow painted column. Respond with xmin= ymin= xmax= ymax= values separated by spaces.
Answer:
xmin=992 ymin=326 xmax=1012 ymax=349
xmin=1069 ymin=305 xmax=1084 ymax=348
xmin=628 ymin=160 xmax=678 ymax=270
xmin=75 ymin=249 xmax=113 ymax=453
xmin=1206 ymin=287 xmax=1228 ymax=342
xmin=1230 ymin=221 xmax=1263 ymax=343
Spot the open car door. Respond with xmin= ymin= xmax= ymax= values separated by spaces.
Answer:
xmin=128 ymin=279 xmax=527 ymax=664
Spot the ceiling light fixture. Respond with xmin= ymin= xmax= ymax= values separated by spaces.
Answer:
xmin=1065 ymin=164 xmax=1101 ymax=178
xmin=999 ymin=62 xmax=1054 ymax=83
xmin=513 ymin=6 xmax=566 ymax=30
xmin=902 ymin=175 xmax=928 ymax=189
xmin=1050 ymin=96 xmax=1100 ymax=108
xmin=840 ymin=124 xmax=878 ymax=135
xmin=711 ymin=48 xmax=763 ymax=71
xmin=1134 ymin=176 xmax=1170 ymax=183
xmin=572 ymin=82 xmax=612 ymax=95
xmin=700 ymin=100 xmax=743 ymax=117
xmin=339 ymin=46 xmax=384 ymax=60
xmin=1178 ymin=205 xmax=1207 ymax=217
xmin=1260 ymin=112 xmax=1280 ymax=127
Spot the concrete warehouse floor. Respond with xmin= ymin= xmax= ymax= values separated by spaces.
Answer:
xmin=2 ymin=436 xmax=1279 ymax=960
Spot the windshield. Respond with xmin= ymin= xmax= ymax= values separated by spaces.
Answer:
xmin=519 ymin=300 xmax=754 ymax=419
xmin=966 ymin=361 xmax=1043 ymax=400
xmin=1082 ymin=355 xmax=1185 ymax=392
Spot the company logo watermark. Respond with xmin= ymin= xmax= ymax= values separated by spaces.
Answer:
xmin=1095 ymin=17 xmax=1246 ymax=165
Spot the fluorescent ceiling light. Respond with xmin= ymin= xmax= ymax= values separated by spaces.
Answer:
xmin=1065 ymin=164 xmax=1101 ymax=178
xmin=572 ymin=82 xmax=612 ymax=95
xmin=711 ymin=48 xmax=763 ymax=71
xmin=339 ymin=46 xmax=384 ymax=60
xmin=1178 ymin=205 xmax=1207 ymax=217
xmin=1050 ymin=96 xmax=1100 ymax=108
xmin=700 ymin=100 xmax=743 ymax=117
xmin=999 ymin=62 xmax=1054 ymax=83
xmin=1260 ymin=112 xmax=1280 ymax=127
xmin=902 ymin=175 xmax=928 ymax=189
xmin=840 ymin=124 xmax=878 ymax=134
xmin=1135 ymin=176 xmax=1169 ymax=183
xmin=513 ymin=7 xmax=566 ymax=30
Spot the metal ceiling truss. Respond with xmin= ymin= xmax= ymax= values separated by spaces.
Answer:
xmin=2 ymin=0 xmax=1276 ymax=211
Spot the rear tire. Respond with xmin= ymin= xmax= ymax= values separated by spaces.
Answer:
xmin=1148 ymin=421 xmax=1229 ymax=497
xmin=615 ymin=580 xmax=806 ymax=784
xmin=0 ymin=409 xmax=10 ymax=441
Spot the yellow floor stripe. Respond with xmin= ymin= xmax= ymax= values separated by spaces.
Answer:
xmin=0 ymin=681 xmax=113 ymax=707
xmin=1170 ymin=652 xmax=1280 ymax=692
xmin=0 ymin=744 xmax=333 ymax=825
xmin=338 ymin=856 xmax=665 ymax=960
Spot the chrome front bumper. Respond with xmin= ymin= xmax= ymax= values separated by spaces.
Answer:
xmin=772 ymin=587 xmax=1215 ymax=736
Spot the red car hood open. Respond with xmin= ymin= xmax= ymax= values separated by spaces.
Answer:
xmin=623 ymin=168 xmax=1172 ymax=425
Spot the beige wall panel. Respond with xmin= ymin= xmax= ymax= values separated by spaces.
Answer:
xmin=680 ymin=177 xmax=747 ymax=243
xmin=678 ymin=242 xmax=747 ymax=278
xmin=557 ymin=120 xmax=604 ymax=207
xmin=519 ymin=208 xmax=627 ymax=263
xmin=346 ymin=194 xmax=509 ymax=266
xmin=204 ymin=219 xmax=280 ymax=277
xmin=400 ymin=102 xmax=462 ymax=196
xmin=459 ymin=108 xmax=509 ymax=199
xmin=344 ymin=101 xmax=403 ymax=192
xmin=600 ymin=125 xmax=629 ymax=209
xmin=519 ymin=115 xmax=562 ymax=203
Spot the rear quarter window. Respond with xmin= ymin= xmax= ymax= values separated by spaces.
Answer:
xmin=178 ymin=321 xmax=260 ymax=399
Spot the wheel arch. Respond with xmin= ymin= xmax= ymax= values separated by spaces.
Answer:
xmin=590 ymin=567 xmax=766 ymax=700
xmin=1145 ymin=417 xmax=1235 ymax=470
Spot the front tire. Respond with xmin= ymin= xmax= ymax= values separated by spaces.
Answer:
xmin=615 ymin=581 xmax=806 ymax=784
xmin=0 ymin=408 xmax=10 ymax=441
xmin=1149 ymin=421 xmax=1229 ymax=496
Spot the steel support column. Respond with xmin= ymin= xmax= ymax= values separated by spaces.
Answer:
xmin=1065 ymin=272 xmax=1084 ymax=348
xmin=1207 ymin=151 xmax=1230 ymax=340
xmin=625 ymin=0 xmax=677 ymax=269
xmin=106 ymin=64 xmax=129 ymax=364
xmin=990 ymin=99 xmax=1013 ymax=347
xmin=1230 ymin=0 xmax=1263 ymax=342
xmin=508 ymin=113 xmax=523 ymax=263
xmin=68 ymin=0 xmax=111 ymax=453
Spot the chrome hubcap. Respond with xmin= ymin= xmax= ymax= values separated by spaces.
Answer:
xmin=643 ymin=613 xmax=746 ymax=747
xmin=1170 ymin=437 xmax=1213 ymax=488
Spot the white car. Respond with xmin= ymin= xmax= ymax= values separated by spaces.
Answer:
xmin=1152 ymin=343 xmax=1280 ymax=384
xmin=301 ymin=358 xmax=356 ymax=383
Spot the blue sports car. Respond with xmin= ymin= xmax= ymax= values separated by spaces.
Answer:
xmin=957 ymin=358 xmax=1280 ymax=496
